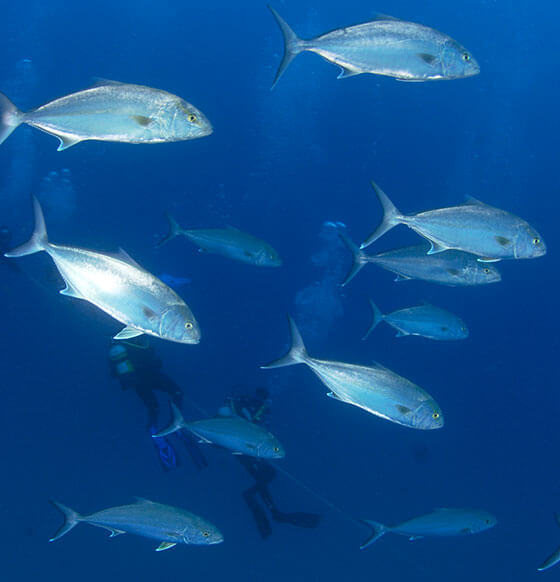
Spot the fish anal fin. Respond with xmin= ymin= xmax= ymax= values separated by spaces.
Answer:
xmin=337 ymin=66 xmax=361 ymax=79
xmin=395 ymin=330 xmax=410 ymax=338
xmin=371 ymin=13 xmax=402 ymax=21
xmin=394 ymin=274 xmax=412 ymax=282
xmin=427 ymin=241 xmax=448 ymax=255
xmin=59 ymin=281 xmax=84 ymax=299
xmin=326 ymin=391 xmax=342 ymax=401
xmin=108 ymin=528 xmax=126 ymax=538
xmin=133 ymin=497 xmax=155 ymax=505
xmin=114 ymin=326 xmax=144 ymax=340
xmin=56 ymin=134 xmax=82 ymax=151
xmin=91 ymin=78 xmax=126 ymax=88
xmin=156 ymin=541 xmax=177 ymax=552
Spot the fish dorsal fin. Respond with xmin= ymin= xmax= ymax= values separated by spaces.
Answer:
xmin=133 ymin=497 xmax=156 ymax=505
xmin=371 ymin=360 xmax=393 ymax=373
xmin=156 ymin=541 xmax=177 ymax=552
xmin=114 ymin=248 xmax=143 ymax=269
xmin=90 ymin=78 xmax=127 ymax=88
xmin=464 ymin=195 xmax=487 ymax=206
xmin=371 ymin=13 xmax=402 ymax=21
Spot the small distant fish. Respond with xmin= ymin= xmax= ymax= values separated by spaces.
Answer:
xmin=5 ymin=198 xmax=200 ymax=344
xmin=360 ymin=508 xmax=497 ymax=549
xmin=362 ymin=181 xmax=546 ymax=261
xmin=339 ymin=234 xmax=501 ymax=287
xmin=157 ymin=213 xmax=282 ymax=267
xmin=49 ymin=497 xmax=223 ymax=550
xmin=154 ymin=402 xmax=285 ymax=459
xmin=363 ymin=299 xmax=468 ymax=341
xmin=261 ymin=315 xmax=443 ymax=430
xmin=538 ymin=514 xmax=560 ymax=571
xmin=269 ymin=6 xmax=479 ymax=88
xmin=0 ymin=80 xmax=212 ymax=150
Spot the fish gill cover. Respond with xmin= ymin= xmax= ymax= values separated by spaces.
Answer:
xmin=0 ymin=1 xmax=557 ymax=581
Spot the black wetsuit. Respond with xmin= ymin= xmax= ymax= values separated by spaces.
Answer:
xmin=230 ymin=391 xmax=321 ymax=538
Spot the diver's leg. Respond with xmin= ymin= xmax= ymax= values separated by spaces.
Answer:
xmin=242 ymin=486 xmax=272 ymax=539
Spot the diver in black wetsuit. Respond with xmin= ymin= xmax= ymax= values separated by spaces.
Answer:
xmin=108 ymin=336 xmax=207 ymax=472
xmin=224 ymin=388 xmax=321 ymax=539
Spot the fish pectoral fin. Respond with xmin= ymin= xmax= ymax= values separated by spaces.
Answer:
xmin=418 ymin=53 xmax=439 ymax=66
xmin=131 ymin=115 xmax=152 ymax=127
xmin=396 ymin=405 xmax=413 ymax=415
xmin=155 ymin=542 xmax=177 ymax=552
xmin=114 ymin=326 xmax=144 ymax=340
xmin=59 ymin=281 xmax=84 ymax=299
xmin=494 ymin=235 xmax=512 ymax=247
xmin=108 ymin=528 xmax=126 ymax=538
xmin=477 ymin=257 xmax=501 ymax=263
xmin=408 ymin=535 xmax=424 ymax=541
xmin=337 ymin=66 xmax=361 ymax=79
xmin=56 ymin=134 xmax=83 ymax=151
xmin=426 ymin=241 xmax=448 ymax=255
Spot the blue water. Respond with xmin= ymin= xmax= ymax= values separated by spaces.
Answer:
xmin=0 ymin=1 xmax=558 ymax=580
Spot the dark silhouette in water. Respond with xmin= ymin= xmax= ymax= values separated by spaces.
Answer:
xmin=108 ymin=336 xmax=207 ymax=472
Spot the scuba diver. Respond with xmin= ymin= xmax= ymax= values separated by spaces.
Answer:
xmin=108 ymin=336 xmax=207 ymax=472
xmin=222 ymin=388 xmax=322 ymax=539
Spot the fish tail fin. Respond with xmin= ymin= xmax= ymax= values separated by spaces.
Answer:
xmin=152 ymin=402 xmax=187 ymax=437
xmin=361 ymin=181 xmax=403 ymax=249
xmin=0 ymin=92 xmax=23 ymax=145
xmin=4 ymin=196 xmax=48 ymax=258
xmin=362 ymin=299 xmax=384 ymax=340
xmin=339 ymin=233 xmax=368 ymax=286
xmin=359 ymin=520 xmax=387 ymax=549
xmin=268 ymin=5 xmax=305 ymax=88
xmin=156 ymin=213 xmax=183 ymax=248
xmin=261 ymin=315 xmax=308 ymax=368
xmin=48 ymin=500 xmax=83 ymax=542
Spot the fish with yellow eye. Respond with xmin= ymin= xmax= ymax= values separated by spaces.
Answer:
xmin=262 ymin=316 xmax=443 ymax=430
xmin=0 ymin=80 xmax=212 ymax=150
xmin=5 ymin=197 xmax=200 ymax=344
xmin=153 ymin=403 xmax=285 ymax=459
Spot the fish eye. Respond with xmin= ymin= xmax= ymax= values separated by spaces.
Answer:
xmin=462 ymin=53 xmax=470 ymax=62
xmin=483 ymin=268 xmax=491 ymax=274
xmin=273 ymin=446 xmax=280 ymax=453
xmin=202 ymin=531 xmax=210 ymax=537
xmin=185 ymin=321 xmax=193 ymax=330
xmin=187 ymin=113 xmax=197 ymax=123
xmin=432 ymin=412 xmax=440 ymax=420
xmin=533 ymin=237 xmax=540 ymax=245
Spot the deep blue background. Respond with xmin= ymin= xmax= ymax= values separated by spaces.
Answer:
xmin=0 ymin=1 xmax=558 ymax=580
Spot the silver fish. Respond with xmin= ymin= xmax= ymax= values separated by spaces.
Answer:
xmin=49 ymin=498 xmax=223 ymax=550
xmin=538 ymin=514 xmax=560 ymax=571
xmin=5 ymin=198 xmax=200 ymax=343
xmin=154 ymin=402 xmax=285 ymax=459
xmin=363 ymin=299 xmax=468 ymax=341
xmin=360 ymin=508 xmax=497 ymax=549
xmin=363 ymin=181 xmax=546 ymax=261
xmin=339 ymin=234 xmax=501 ymax=287
xmin=0 ymin=80 xmax=212 ymax=150
xmin=157 ymin=214 xmax=282 ymax=267
xmin=261 ymin=316 xmax=443 ymax=430
xmin=269 ymin=6 xmax=479 ymax=87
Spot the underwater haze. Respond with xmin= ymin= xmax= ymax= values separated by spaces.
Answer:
xmin=0 ymin=0 xmax=558 ymax=581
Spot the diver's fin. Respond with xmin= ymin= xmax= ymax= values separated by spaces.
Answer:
xmin=362 ymin=299 xmax=384 ymax=340
xmin=338 ymin=233 xmax=368 ymax=286
xmin=261 ymin=315 xmax=309 ymax=368
xmin=426 ymin=240 xmax=449 ymax=255
xmin=268 ymin=5 xmax=306 ymax=89
xmin=0 ymin=92 xmax=23 ymax=145
xmin=152 ymin=402 xmax=188 ymax=437
xmin=156 ymin=213 xmax=185 ymax=248
xmin=360 ymin=520 xmax=388 ymax=549
xmin=48 ymin=500 xmax=83 ymax=542
xmin=55 ymin=133 xmax=83 ymax=151
xmin=5 ymin=196 xmax=49 ymax=257
xmin=361 ymin=181 xmax=403 ymax=249
xmin=156 ymin=542 xmax=177 ymax=551
xmin=113 ymin=326 xmax=144 ymax=340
